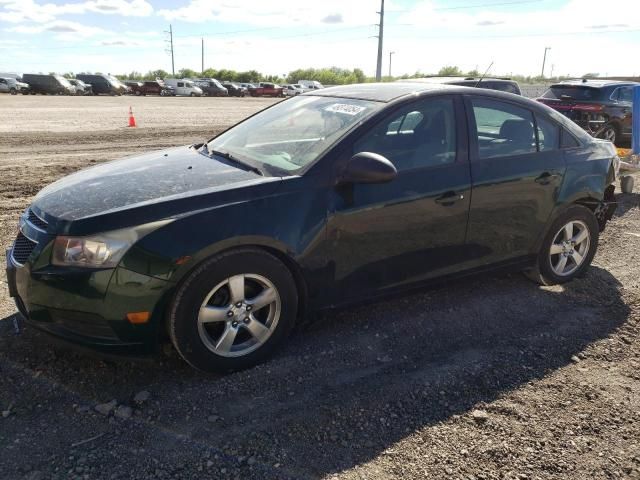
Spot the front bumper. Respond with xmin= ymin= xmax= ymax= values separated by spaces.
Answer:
xmin=6 ymin=247 xmax=174 ymax=356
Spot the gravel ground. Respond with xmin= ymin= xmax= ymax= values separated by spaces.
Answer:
xmin=1 ymin=95 xmax=639 ymax=480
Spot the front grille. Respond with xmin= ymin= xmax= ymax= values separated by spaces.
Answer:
xmin=27 ymin=209 xmax=48 ymax=230
xmin=11 ymin=232 xmax=37 ymax=265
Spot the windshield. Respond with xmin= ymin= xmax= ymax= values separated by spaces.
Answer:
xmin=542 ymin=85 xmax=605 ymax=101
xmin=207 ymin=96 xmax=381 ymax=172
xmin=106 ymin=75 xmax=124 ymax=88
xmin=55 ymin=75 xmax=72 ymax=87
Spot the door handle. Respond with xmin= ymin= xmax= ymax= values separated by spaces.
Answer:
xmin=535 ymin=172 xmax=560 ymax=185
xmin=435 ymin=191 xmax=464 ymax=206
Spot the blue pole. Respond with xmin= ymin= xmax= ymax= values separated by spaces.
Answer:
xmin=633 ymin=85 xmax=640 ymax=154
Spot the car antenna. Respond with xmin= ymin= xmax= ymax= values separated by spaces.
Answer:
xmin=475 ymin=61 xmax=494 ymax=88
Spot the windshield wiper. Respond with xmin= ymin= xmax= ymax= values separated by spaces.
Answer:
xmin=206 ymin=146 xmax=263 ymax=176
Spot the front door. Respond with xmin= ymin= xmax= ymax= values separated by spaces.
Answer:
xmin=327 ymin=95 xmax=472 ymax=302
xmin=464 ymin=95 xmax=567 ymax=267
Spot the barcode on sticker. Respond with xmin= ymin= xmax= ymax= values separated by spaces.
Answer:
xmin=325 ymin=104 xmax=367 ymax=115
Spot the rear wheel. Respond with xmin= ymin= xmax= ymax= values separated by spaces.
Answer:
xmin=169 ymin=249 xmax=298 ymax=372
xmin=525 ymin=205 xmax=599 ymax=285
xmin=10 ymin=88 xmax=17 ymax=95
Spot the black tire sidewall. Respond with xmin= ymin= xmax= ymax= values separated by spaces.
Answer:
xmin=169 ymin=249 xmax=298 ymax=372
xmin=537 ymin=205 xmax=599 ymax=284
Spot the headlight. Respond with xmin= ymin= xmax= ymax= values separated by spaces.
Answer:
xmin=51 ymin=221 xmax=172 ymax=268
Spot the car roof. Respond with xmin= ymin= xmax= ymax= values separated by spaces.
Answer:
xmin=551 ymin=79 xmax=640 ymax=88
xmin=306 ymin=82 xmax=455 ymax=102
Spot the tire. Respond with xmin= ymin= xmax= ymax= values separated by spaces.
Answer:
xmin=169 ymin=248 xmax=298 ymax=372
xmin=525 ymin=205 xmax=599 ymax=286
xmin=621 ymin=175 xmax=634 ymax=194
xmin=10 ymin=88 xmax=16 ymax=95
xmin=190 ymin=92 xmax=195 ymax=97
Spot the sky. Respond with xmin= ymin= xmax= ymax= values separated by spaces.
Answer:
xmin=1 ymin=0 xmax=639 ymax=78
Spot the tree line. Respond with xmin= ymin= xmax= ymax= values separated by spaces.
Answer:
xmin=59 ymin=65 xmax=588 ymax=85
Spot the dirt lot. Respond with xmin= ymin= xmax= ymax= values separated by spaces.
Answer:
xmin=1 ymin=95 xmax=639 ymax=480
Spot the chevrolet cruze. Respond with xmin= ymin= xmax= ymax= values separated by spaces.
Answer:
xmin=6 ymin=83 xmax=618 ymax=372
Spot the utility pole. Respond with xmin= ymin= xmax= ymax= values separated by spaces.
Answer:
xmin=541 ymin=46 xmax=551 ymax=79
xmin=388 ymin=51 xmax=395 ymax=78
xmin=164 ymin=24 xmax=175 ymax=76
xmin=375 ymin=0 xmax=384 ymax=81
xmin=201 ymin=38 xmax=204 ymax=74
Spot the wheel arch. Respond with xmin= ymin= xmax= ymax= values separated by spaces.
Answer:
xmin=166 ymin=240 xmax=310 ymax=332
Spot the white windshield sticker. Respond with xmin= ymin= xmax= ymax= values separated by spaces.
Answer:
xmin=325 ymin=103 xmax=367 ymax=116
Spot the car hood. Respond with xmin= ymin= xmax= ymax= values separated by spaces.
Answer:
xmin=32 ymin=145 xmax=281 ymax=234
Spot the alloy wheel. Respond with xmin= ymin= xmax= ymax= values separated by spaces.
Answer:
xmin=197 ymin=274 xmax=281 ymax=357
xmin=549 ymin=220 xmax=590 ymax=277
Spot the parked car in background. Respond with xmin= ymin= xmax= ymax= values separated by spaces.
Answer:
xmin=68 ymin=79 xmax=92 ymax=95
xmin=22 ymin=74 xmax=75 ymax=95
xmin=283 ymin=84 xmax=303 ymax=96
xmin=239 ymin=83 xmax=256 ymax=91
xmin=0 ymin=72 xmax=24 ymax=82
xmin=536 ymin=79 xmax=638 ymax=145
xmin=221 ymin=82 xmax=247 ymax=97
xmin=6 ymin=83 xmax=618 ymax=372
xmin=195 ymin=78 xmax=228 ymax=97
xmin=0 ymin=77 xmax=29 ymax=94
xmin=164 ymin=79 xmax=203 ymax=97
xmin=76 ymin=74 xmax=127 ymax=95
xmin=124 ymin=80 xmax=174 ymax=96
xmin=124 ymin=81 xmax=143 ymax=95
xmin=248 ymin=82 xmax=284 ymax=97
xmin=399 ymin=77 xmax=522 ymax=95
xmin=298 ymin=80 xmax=324 ymax=90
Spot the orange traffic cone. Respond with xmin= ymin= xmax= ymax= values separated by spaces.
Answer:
xmin=128 ymin=106 xmax=137 ymax=128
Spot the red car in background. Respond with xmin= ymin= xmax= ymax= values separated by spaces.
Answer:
xmin=248 ymin=82 xmax=284 ymax=97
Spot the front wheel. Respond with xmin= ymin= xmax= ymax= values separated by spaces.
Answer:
xmin=525 ymin=205 xmax=599 ymax=285
xmin=10 ymin=88 xmax=17 ymax=95
xmin=169 ymin=248 xmax=298 ymax=372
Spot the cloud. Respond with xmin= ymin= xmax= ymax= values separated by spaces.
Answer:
xmin=477 ymin=20 xmax=504 ymax=26
xmin=588 ymin=24 xmax=629 ymax=29
xmin=46 ymin=24 xmax=78 ymax=32
xmin=322 ymin=13 xmax=343 ymax=24
xmin=0 ymin=0 xmax=153 ymax=23
xmin=157 ymin=0 xmax=377 ymax=26
xmin=9 ymin=20 xmax=108 ymax=37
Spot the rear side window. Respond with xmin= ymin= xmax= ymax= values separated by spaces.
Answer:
xmin=535 ymin=114 xmax=560 ymax=151
xmin=354 ymin=97 xmax=457 ymax=171
xmin=471 ymin=98 xmax=536 ymax=159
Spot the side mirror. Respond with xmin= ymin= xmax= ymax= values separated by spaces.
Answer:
xmin=340 ymin=152 xmax=397 ymax=185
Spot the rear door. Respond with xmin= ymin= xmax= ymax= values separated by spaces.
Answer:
xmin=327 ymin=95 xmax=472 ymax=300
xmin=464 ymin=95 xmax=566 ymax=267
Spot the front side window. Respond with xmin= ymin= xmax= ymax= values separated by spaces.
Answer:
xmin=177 ymin=82 xmax=184 ymax=87
xmin=354 ymin=97 xmax=457 ymax=171
xmin=471 ymin=98 xmax=536 ymax=159
xmin=208 ymin=95 xmax=381 ymax=172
